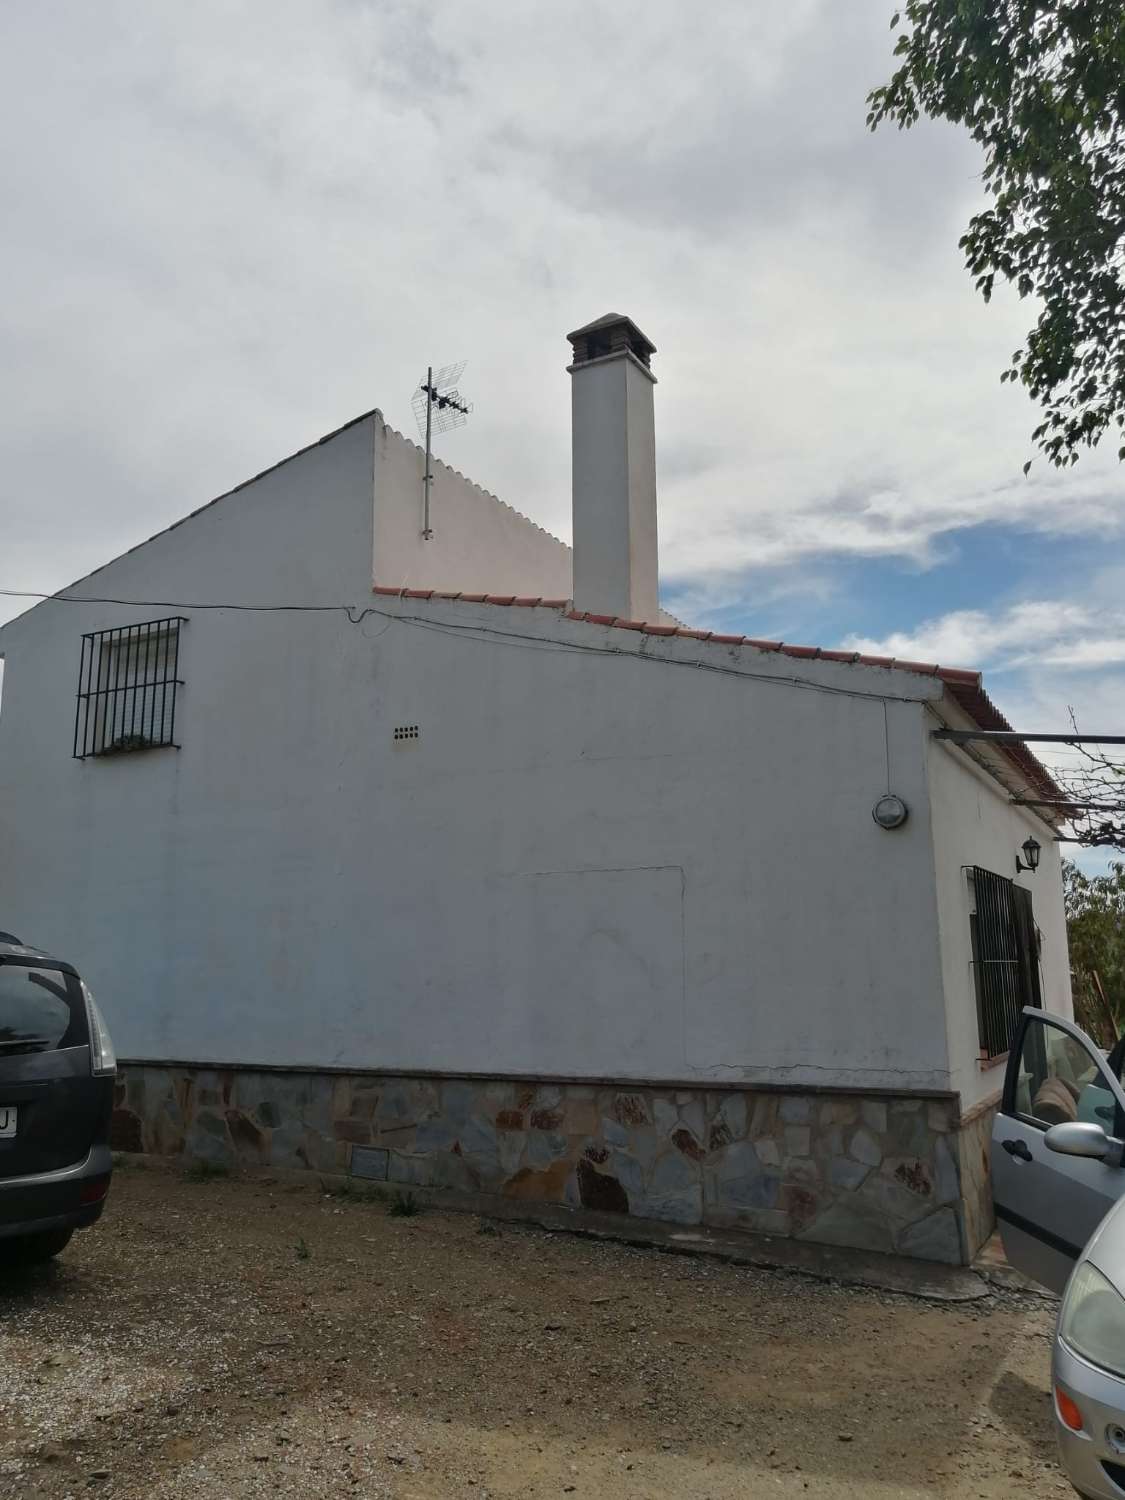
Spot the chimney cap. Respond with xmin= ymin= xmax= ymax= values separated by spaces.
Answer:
xmin=567 ymin=312 xmax=656 ymax=369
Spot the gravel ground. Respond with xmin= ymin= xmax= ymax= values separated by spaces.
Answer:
xmin=0 ymin=1164 xmax=1072 ymax=1499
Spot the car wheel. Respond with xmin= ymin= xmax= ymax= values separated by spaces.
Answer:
xmin=4 ymin=1228 xmax=74 ymax=1265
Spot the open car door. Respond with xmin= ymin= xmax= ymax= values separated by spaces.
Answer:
xmin=992 ymin=1007 xmax=1125 ymax=1294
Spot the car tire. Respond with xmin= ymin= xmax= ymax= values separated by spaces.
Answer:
xmin=4 ymin=1228 xmax=74 ymax=1265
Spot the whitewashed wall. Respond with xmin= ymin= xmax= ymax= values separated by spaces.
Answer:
xmin=0 ymin=417 xmax=379 ymax=1054
xmin=317 ymin=598 xmax=952 ymax=1090
xmin=1 ymin=415 xmax=952 ymax=1090
xmin=926 ymin=728 xmax=1072 ymax=1110
xmin=0 ymin=416 xmax=1067 ymax=1101
xmin=372 ymin=417 xmax=573 ymax=598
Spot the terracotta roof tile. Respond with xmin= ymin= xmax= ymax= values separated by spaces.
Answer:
xmin=945 ymin=680 xmax=1064 ymax=802
xmin=779 ymin=644 xmax=819 ymax=660
xmin=375 ymin=585 xmax=984 ymax=680
xmin=886 ymin=658 xmax=935 ymax=676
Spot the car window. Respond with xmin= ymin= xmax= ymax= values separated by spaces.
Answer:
xmin=0 ymin=964 xmax=83 ymax=1055
xmin=1013 ymin=1018 xmax=1122 ymax=1132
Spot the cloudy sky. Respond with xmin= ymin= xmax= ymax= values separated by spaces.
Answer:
xmin=1 ymin=1 xmax=1121 ymax=866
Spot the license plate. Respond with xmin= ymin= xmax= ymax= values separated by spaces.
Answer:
xmin=0 ymin=1106 xmax=16 ymax=1139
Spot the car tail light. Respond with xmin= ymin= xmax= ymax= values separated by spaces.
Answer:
xmin=80 ymin=982 xmax=116 ymax=1076
xmin=79 ymin=1176 xmax=110 ymax=1206
xmin=1056 ymin=1387 xmax=1084 ymax=1433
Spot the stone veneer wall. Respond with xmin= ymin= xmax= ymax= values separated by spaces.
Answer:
xmin=112 ymin=1066 xmax=982 ymax=1266
xmin=952 ymin=1093 xmax=1001 ymax=1261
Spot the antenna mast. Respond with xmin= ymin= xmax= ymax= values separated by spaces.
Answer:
xmin=411 ymin=361 xmax=472 ymax=540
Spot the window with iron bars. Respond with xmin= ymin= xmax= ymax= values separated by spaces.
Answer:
xmin=969 ymin=866 xmax=1043 ymax=1061
xmin=73 ymin=618 xmax=186 ymax=760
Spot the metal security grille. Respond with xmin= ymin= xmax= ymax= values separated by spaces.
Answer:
xmin=73 ymin=618 xmax=186 ymax=760
xmin=970 ymin=867 xmax=1042 ymax=1059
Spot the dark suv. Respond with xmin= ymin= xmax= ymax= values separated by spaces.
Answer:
xmin=0 ymin=932 xmax=115 ymax=1264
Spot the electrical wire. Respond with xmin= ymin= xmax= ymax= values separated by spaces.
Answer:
xmin=0 ymin=584 xmax=954 ymax=711
xmin=0 ymin=588 xmax=356 ymax=615
xmin=10 ymin=582 xmax=1082 ymax=819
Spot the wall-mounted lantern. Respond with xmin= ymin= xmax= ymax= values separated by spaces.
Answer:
xmin=1016 ymin=835 xmax=1041 ymax=874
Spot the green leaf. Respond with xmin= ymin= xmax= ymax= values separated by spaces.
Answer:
xmin=868 ymin=0 xmax=1125 ymax=473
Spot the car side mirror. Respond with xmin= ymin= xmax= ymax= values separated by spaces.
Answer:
xmin=1045 ymin=1121 xmax=1114 ymax=1160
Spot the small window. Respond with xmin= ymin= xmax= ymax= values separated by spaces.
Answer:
xmin=74 ymin=618 xmax=186 ymax=760
xmin=969 ymin=867 xmax=1043 ymax=1060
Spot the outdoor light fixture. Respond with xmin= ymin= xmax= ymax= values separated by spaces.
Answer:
xmin=1016 ymin=835 xmax=1042 ymax=874
xmin=872 ymin=793 xmax=909 ymax=830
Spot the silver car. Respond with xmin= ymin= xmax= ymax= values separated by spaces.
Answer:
xmin=993 ymin=1008 xmax=1125 ymax=1498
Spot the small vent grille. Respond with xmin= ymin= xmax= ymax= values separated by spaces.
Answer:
xmin=393 ymin=725 xmax=420 ymax=742
xmin=351 ymin=1145 xmax=389 ymax=1181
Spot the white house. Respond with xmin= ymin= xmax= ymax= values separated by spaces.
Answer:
xmin=0 ymin=314 xmax=1071 ymax=1264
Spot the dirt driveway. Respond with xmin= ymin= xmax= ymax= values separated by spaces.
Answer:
xmin=0 ymin=1165 xmax=1070 ymax=1498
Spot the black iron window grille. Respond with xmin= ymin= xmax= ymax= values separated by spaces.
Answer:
xmin=969 ymin=866 xmax=1043 ymax=1060
xmin=73 ymin=618 xmax=187 ymax=760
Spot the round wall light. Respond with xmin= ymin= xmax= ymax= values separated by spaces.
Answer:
xmin=872 ymin=793 xmax=909 ymax=830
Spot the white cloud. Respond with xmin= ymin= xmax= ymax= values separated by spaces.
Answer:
xmin=844 ymin=600 xmax=1115 ymax=671
xmin=1 ymin=0 xmax=1123 ymax=629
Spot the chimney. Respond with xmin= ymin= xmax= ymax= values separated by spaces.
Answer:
xmin=567 ymin=313 xmax=659 ymax=622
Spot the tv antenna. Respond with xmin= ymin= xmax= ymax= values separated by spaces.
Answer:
xmin=411 ymin=362 xmax=472 ymax=540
